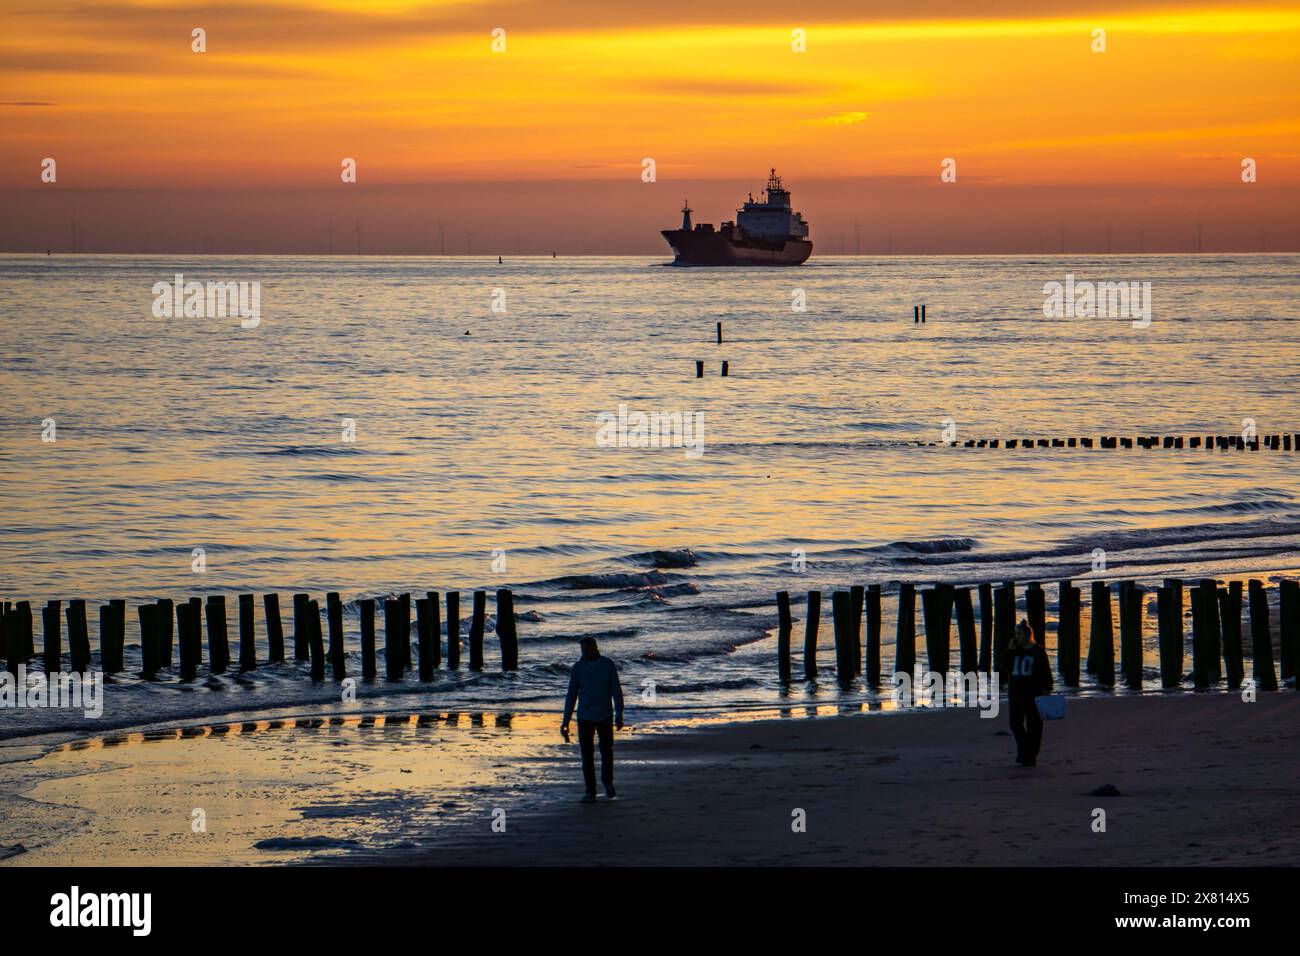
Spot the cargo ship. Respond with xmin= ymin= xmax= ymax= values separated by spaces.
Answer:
xmin=661 ymin=169 xmax=812 ymax=266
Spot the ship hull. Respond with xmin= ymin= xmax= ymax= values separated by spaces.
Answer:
xmin=660 ymin=229 xmax=812 ymax=266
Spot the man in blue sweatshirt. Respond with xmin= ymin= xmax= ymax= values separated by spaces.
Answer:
xmin=561 ymin=637 xmax=625 ymax=801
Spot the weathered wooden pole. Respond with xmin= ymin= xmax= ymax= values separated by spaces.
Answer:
xmin=326 ymin=592 xmax=345 ymax=680
xmin=921 ymin=584 xmax=953 ymax=676
xmin=1057 ymin=580 xmax=1081 ymax=687
xmin=894 ymin=583 xmax=916 ymax=678
xmin=177 ymin=601 xmax=199 ymax=681
xmin=954 ymin=587 xmax=977 ymax=674
xmin=1199 ymin=578 xmax=1222 ymax=681
xmin=849 ymin=584 xmax=865 ymax=676
xmin=831 ymin=591 xmax=852 ymax=688
xmin=1218 ymin=582 xmax=1244 ymax=689
xmin=469 ymin=590 xmax=487 ymax=671
xmin=1156 ymin=583 xmax=1181 ymax=688
xmin=977 ymin=582 xmax=994 ymax=673
xmin=1026 ymin=582 xmax=1047 ymax=653
xmin=292 ymin=593 xmax=310 ymax=661
xmin=423 ymin=591 xmax=442 ymax=671
xmin=415 ymin=597 xmax=434 ymax=680
xmin=1119 ymin=582 xmax=1144 ymax=690
xmin=17 ymin=600 xmax=34 ymax=660
xmin=306 ymin=599 xmax=325 ymax=681
xmin=137 ymin=603 xmax=158 ymax=678
xmin=993 ymin=582 xmax=1016 ymax=678
xmin=865 ymin=584 xmax=882 ymax=687
xmin=383 ymin=599 xmax=404 ymax=680
xmin=496 ymin=589 xmax=519 ymax=671
xmin=803 ymin=590 xmax=820 ymax=680
xmin=1278 ymin=579 xmax=1298 ymax=683
xmin=446 ymin=592 xmax=461 ymax=669
xmin=98 ymin=602 xmax=119 ymax=673
xmin=66 ymin=599 xmax=91 ymax=672
xmin=263 ymin=593 xmax=285 ymax=663
xmin=775 ymin=591 xmax=792 ymax=683
xmin=1188 ymin=584 xmax=1211 ymax=688
xmin=238 ymin=593 xmax=257 ymax=672
xmin=155 ymin=598 xmax=174 ymax=667
xmin=359 ymin=598 xmax=377 ymax=680
xmin=1247 ymin=579 xmax=1278 ymax=690
xmin=41 ymin=600 xmax=62 ymax=675
xmin=1087 ymin=582 xmax=1115 ymax=687
xmin=206 ymin=595 xmax=230 ymax=675
xmin=2 ymin=606 xmax=19 ymax=676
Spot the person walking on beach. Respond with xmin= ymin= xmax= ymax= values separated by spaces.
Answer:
xmin=1000 ymin=620 xmax=1053 ymax=766
xmin=561 ymin=637 xmax=624 ymax=801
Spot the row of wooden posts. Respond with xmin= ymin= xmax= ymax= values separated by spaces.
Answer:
xmin=775 ymin=578 xmax=1299 ymax=692
xmin=0 ymin=589 xmax=520 ymax=682
xmin=947 ymin=433 xmax=1300 ymax=450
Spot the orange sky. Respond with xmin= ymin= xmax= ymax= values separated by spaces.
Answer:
xmin=2 ymin=0 xmax=1298 ymax=251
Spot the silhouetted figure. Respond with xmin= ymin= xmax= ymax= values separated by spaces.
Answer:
xmin=561 ymin=637 xmax=624 ymax=801
xmin=1000 ymin=620 xmax=1053 ymax=766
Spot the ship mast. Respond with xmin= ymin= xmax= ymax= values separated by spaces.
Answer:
xmin=681 ymin=200 xmax=692 ymax=230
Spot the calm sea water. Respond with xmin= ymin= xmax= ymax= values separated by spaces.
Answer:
xmin=2 ymin=253 xmax=1298 ymax=738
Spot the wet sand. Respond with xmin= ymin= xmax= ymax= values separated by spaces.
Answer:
xmin=405 ymin=694 xmax=1300 ymax=866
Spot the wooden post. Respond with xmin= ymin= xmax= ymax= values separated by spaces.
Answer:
xmin=238 ymin=593 xmax=257 ymax=672
xmin=775 ymin=591 xmax=792 ymax=683
xmin=1026 ymin=583 xmax=1047 ymax=654
xmin=177 ymin=602 xmax=199 ymax=681
xmin=384 ymin=599 xmax=403 ymax=681
xmin=1277 ymin=579 xmax=1298 ymax=683
xmin=3 ymin=606 xmax=20 ymax=675
xmin=1199 ymin=578 xmax=1222 ymax=681
xmin=359 ymin=598 xmax=377 ymax=680
xmin=993 ymin=582 xmax=1016 ymax=678
xmin=446 ymin=592 xmax=460 ymax=670
xmin=1156 ymin=584 xmax=1181 ymax=688
xmin=206 ymin=596 xmax=230 ymax=674
xmin=1247 ymin=580 xmax=1278 ymax=690
xmin=695 ymin=360 xmax=704 ymax=378
xmin=921 ymin=585 xmax=953 ymax=676
xmin=865 ymin=584 xmax=882 ymax=687
xmin=424 ymin=591 xmax=442 ymax=671
xmin=17 ymin=600 xmax=34 ymax=659
xmin=716 ymin=321 xmax=722 ymax=344
xmin=292 ymin=593 xmax=310 ymax=661
xmin=416 ymin=597 xmax=434 ymax=680
xmin=156 ymin=598 xmax=174 ymax=667
xmin=1087 ymin=582 xmax=1114 ymax=687
xmin=399 ymin=594 xmax=413 ymax=670
xmin=97 ymin=603 xmax=117 ymax=673
xmin=977 ymin=582 xmax=994 ymax=673
xmin=66 ymin=599 xmax=91 ymax=672
xmin=831 ymin=591 xmax=852 ymax=688
xmin=894 ymin=583 xmax=916 ymax=678
xmin=42 ymin=600 xmax=62 ymax=675
xmin=137 ymin=603 xmax=158 ymax=678
xmin=1119 ymin=582 xmax=1143 ymax=690
xmin=469 ymin=590 xmax=486 ymax=671
xmin=803 ymin=590 xmax=820 ymax=681
xmin=849 ymin=585 xmax=865 ymax=675
xmin=496 ymin=589 xmax=519 ymax=671
xmin=1189 ymin=584 xmax=1210 ymax=688
xmin=1218 ymin=583 xmax=1244 ymax=689
xmin=1056 ymin=580 xmax=1081 ymax=687
xmin=326 ymin=592 xmax=345 ymax=680
xmin=263 ymin=593 xmax=285 ymax=663
xmin=306 ymin=599 xmax=325 ymax=681
xmin=721 ymin=360 xmax=729 ymax=377
xmin=954 ymin=587 xmax=977 ymax=674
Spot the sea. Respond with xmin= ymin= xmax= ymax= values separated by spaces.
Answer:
xmin=2 ymin=253 xmax=1299 ymax=743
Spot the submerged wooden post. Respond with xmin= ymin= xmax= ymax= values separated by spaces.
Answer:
xmin=1057 ymin=580 xmax=1081 ymax=687
xmin=865 ymin=584 xmax=882 ymax=687
xmin=954 ymin=587 xmax=977 ymax=674
xmin=1119 ymin=582 xmax=1143 ymax=690
xmin=137 ymin=603 xmax=158 ymax=678
xmin=469 ymin=590 xmax=486 ymax=671
xmin=801 ymin=590 xmax=820 ymax=680
xmin=177 ymin=602 xmax=199 ymax=681
xmin=98 ymin=602 xmax=120 ymax=673
xmin=1247 ymin=579 xmax=1278 ymax=690
xmin=775 ymin=591 xmax=792 ymax=683
xmin=264 ymin=593 xmax=285 ymax=663
xmin=831 ymin=591 xmax=852 ymax=688
xmin=977 ymin=582 xmax=994 ymax=673
xmin=1156 ymin=583 xmax=1182 ymax=688
xmin=921 ymin=584 xmax=953 ymax=676
xmin=1189 ymin=584 xmax=1210 ymax=688
xmin=42 ymin=600 xmax=62 ymax=675
xmin=849 ymin=584 xmax=865 ymax=676
xmin=1199 ymin=578 xmax=1222 ymax=681
xmin=1218 ymin=582 xmax=1244 ymax=689
xmin=445 ymin=591 xmax=461 ymax=670
xmin=496 ymin=589 xmax=519 ymax=671
xmin=424 ymin=591 xmax=442 ymax=672
xmin=304 ymin=599 xmax=323 ymax=681
xmin=17 ymin=600 xmax=34 ymax=659
xmin=238 ymin=593 xmax=257 ymax=672
xmin=695 ymin=360 xmax=704 ymax=378
xmin=156 ymin=598 xmax=174 ymax=667
xmin=359 ymin=598 xmax=377 ymax=680
xmin=206 ymin=595 xmax=230 ymax=675
xmin=326 ymin=592 xmax=345 ymax=680
xmin=66 ymin=599 xmax=91 ymax=672
xmin=3 ymin=606 xmax=19 ymax=676
xmin=383 ymin=599 xmax=403 ymax=681
xmin=292 ymin=593 xmax=310 ymax=661
xmin=894 ymin=583 xmax=916 ymax=678
xmin=416 ymin=597 xmax=434 ymax=680
xmin=1277 ymin=579 xmax=1298 ymax=683
xmin=1087 ymin=582 xmax=1115 ymax=687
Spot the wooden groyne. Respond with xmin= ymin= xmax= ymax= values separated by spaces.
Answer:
xmin=0 ymin=589 xmax=521 ymax=683
xmin=774 ymin=577 xmax=1299 ymax=692
xmin=942 ymin=433 xmax=1299 ymax=451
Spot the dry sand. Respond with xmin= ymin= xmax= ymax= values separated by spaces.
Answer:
xmin=408 ymin=693 xmax=1299 ymax=866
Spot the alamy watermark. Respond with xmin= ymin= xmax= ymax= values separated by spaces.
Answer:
xmin=151 ymin=273 xmax=261 ymax=328
xmin=1043 ymin=273 xmax=1151 ymax=328
xmin=892 ymin=669 xmax=1000 ymax=718
xmin=596 ymin=404 xmax=705 ymax=459
xmin=1 ymin=666 xmax=104 ymax=718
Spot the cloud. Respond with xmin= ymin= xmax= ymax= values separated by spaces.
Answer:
xmin=810 ymin=111 xmax=868 ymax=126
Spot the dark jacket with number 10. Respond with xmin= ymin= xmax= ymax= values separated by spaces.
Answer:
xmin=1000 ymin=644 xmax=1053 ymax=699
